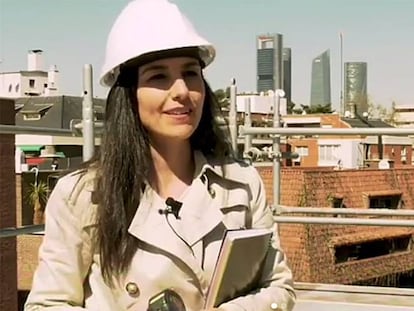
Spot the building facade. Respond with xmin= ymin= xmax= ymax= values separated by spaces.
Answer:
xmin=393 ymin=105 xmax=414 ymax=128
xmin=310 ymin=49 xmax=331 ymax=107
xmin=0 ymin=99 xmax=18 ymax=311
xmin=0 ymin=50 xmax=59 ymax=98
xmin=256 ymin=34 xmax=283 ymax=93
xmin=344 ymin=62 xmax=368 ymax=115
xmin=282 ymin=47 xmax=292 ymax=107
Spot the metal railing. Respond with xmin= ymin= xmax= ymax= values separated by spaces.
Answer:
xmin=0 ymin=124 xmax=74 ymax=136
xmin=0 ymin=225 xmax=44 ymax=238
xmin=2 ymin=99 xmax=414 ymax=236
xmin=240 ymin=126 xmax=414 ymax=136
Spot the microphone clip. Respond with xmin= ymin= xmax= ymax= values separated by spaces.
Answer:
xmin=160 ymin=197 xmax=182 ymax=219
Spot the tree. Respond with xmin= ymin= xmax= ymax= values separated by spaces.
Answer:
xmin=287 ymin=100 xmax=296 ymax=114
xmin=292 ymin=103 xmax=334 ymax=114
xmin=214 ymin=88 xmax=230 ymax=110
xmin=27 ymin=180 xmax=49 ymax=225
xmin=367 ymin=99 xmax=396 ymax=124
xmin=368 ymin=102 xmax=387 ymax=120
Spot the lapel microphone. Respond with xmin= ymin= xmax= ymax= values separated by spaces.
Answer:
xmin=159 ymin=197 xmax=182 ymax=219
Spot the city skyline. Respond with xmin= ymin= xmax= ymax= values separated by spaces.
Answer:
xmin=1 ymin=0 xmax=414 ymax=110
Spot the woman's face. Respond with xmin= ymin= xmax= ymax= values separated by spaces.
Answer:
xmin=136 ymin=56 xmax=205 ymax=144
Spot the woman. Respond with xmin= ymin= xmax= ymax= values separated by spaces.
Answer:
xmin=25 ymin=0 xmax=295 ymax=310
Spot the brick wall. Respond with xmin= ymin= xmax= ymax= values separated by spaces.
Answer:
xmin=16 ymin=174 xmax=22 ymax=227
xmin=0 ymin=98 xmax=18 ymax=311
xmin=256 ymin=165 xmax=414 ymax=285
xmin=369 ymin=144 xmax=412 ymax=167
xmin=17 ymin=235 xmax=42 ymax=291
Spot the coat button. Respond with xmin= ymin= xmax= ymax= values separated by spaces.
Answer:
xmin=208 ymin=187 xmax=216 ymax=198
xmin=125 ymin=282 xmax=140 ymax=297
xmin=270 ymin=302 xmax=285 ymax=310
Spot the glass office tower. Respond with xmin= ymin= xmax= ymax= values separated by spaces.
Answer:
xmin=344 ymin=62 xmax=368 ymax=115
xmin=310 ymin=49 xmax=331 ymax=107
xmin=257 ymin=34 xmax=283 ymax=93
xmin=283 ymin=47 xmax=292 ymax=106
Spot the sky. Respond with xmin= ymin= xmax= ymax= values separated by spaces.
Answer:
xmin=1 ymin=0 xmax=414 ymax=111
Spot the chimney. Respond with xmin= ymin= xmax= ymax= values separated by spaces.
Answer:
xmin=27 ymin=49 xmax=44 ymax=71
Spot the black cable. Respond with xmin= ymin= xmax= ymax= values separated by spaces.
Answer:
xmin=164 ymin=214 xmax=194 ymax=257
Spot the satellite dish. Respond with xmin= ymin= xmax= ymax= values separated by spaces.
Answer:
xmin=275 ymin=89 xmax=285 ymax=98
xmin=378 ymin=159 xmax=390 ymax=170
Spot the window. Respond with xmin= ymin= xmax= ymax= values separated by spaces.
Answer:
xmin=23 ymin=113 xmax=41 ymax=121
xmin=44 ymin=83 xmax=48 ymax=88
xmin=21 ymin=103 xmax=53 ymax=121
xmin=401 ymin=146 xmax=407 ymax=163
xmin=332 ymin=197 xmax=344 ymax=208
xmin=319 ymin=144 xmax=340 ymax=162
xmin=29 ymin=79 xmax=35 ymax=88
xmin=330 ymin=197 xmax=346 ymax=217
xmin=295 ymin=146 xmax=309 ymax=157
xmin=369 ymin=195 xmax=401 ymax=209
xmin=15 ymin=84 xmax=20 ymax=93
xmin=335 ymin=235 xmax=412 ymax=264
xmin=8 ymin=84 xmax=12 ymax=92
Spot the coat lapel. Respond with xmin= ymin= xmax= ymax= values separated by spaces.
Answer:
xmin=127 ymin=178 xmax=223 ymax=283
xmin=127 ymin=152 xmax=250 ymax=291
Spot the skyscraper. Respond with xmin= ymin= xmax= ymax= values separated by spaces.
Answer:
xmin=344 ymin=62 xmax=368 ymax=115
xmin=310 ymin=49 xmax=331 ymax=107
xmin=282 ymin=47 xmax=292 ymax=106
xmin=256 ymin=34 xmax=283 ymax=93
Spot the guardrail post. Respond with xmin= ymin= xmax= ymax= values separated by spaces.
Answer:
xmin=229 ymin=78 xmax=238 ymax=156
xmin=243 ymin=97 xmax=252 ymax=158
xmin=82 ymin=64 xmax=95 ymax=162
xmin=272 ymin=89 xmax=285 ymax=215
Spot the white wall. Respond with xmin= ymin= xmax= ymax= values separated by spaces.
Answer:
xmin=0 ymin=72 xmax=22 ymax=97
xmin=392 ymin=105 xmax=414 ymax=127
xmin=45 ymin=65 xmax=59 ymax=95
xmin=236 ymin=94 xmax=287 ymax=115
xmin=21 ymin=73 xmax=48 ymax=96
xmin=317 ymin=138 xmax=362 ymax=169
xmin=0 ymin=72 xmax=54 ymax=97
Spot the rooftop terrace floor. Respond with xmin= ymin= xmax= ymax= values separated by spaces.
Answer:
xmin=294 ymin=283 xmax=414 ymax=310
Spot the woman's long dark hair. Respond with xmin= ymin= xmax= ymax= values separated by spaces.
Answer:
xmin=89 ymin=65 xmax=233 ymax=287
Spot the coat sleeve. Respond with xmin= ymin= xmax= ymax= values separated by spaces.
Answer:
xmin=24 ymin=173 xmax=93 ymax=311
xmin=219 ymin=167 xmax=296 ymax=311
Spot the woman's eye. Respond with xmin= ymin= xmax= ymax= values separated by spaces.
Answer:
xmin=183 ymin=70 xmax=199 ymax=77
xmin=148 ymin=73 xmax=166 ymax=81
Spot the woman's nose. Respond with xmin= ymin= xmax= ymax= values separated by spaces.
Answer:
xmin=170 ymin=78 xmax=190 ymax=101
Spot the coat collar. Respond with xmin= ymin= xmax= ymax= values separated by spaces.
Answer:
xmin=127 ymin=152 xmax=228 ymax=285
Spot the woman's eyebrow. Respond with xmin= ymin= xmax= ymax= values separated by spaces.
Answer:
xmin=182 ymin=61 xmax=201 ymax=68
xmin=140 ymin=64 xmax=167 ymax=75
xmin=141 ymin=61 xmax=201 ymax=75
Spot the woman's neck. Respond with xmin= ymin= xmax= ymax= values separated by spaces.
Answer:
xmin=149 ymin=140 xmax=194 ymax=199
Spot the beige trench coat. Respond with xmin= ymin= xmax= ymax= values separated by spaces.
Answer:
xmin=25 ymin=152 xmax=295 ymax=311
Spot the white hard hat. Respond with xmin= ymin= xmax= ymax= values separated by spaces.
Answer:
xmin=100 ymin=0 xmax=216 ymax=87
